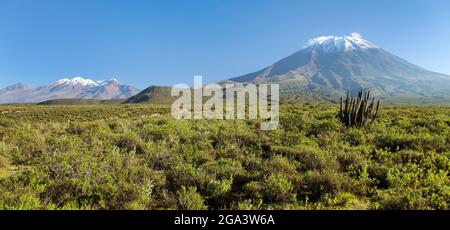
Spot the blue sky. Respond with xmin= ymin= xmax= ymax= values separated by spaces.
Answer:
xmin=0 ymin=0 xmax=449 ymax=88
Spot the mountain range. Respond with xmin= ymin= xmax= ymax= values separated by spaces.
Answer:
xmin=1 ymin=33 xmax=450 ymax=104
xmin=0 ymin=77 xmax=140 ymax=103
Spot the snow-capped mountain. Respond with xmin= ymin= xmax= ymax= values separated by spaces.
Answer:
xmin=226 ymin=33 xmax=450 ymax=101
xmin=0 ymin=77 xmax=140 ymax=103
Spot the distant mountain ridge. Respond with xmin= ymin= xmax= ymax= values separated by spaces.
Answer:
xmin=225 ymin=33 xmax=450 ymax=102
xmin=38 ymin=98 xmax=126 ymax=105
xmin=0 ymin=77 xmax=140 ymax=103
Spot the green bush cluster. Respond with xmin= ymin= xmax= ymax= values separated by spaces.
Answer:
xmin=0 ymin=104 xmax=449 ymax=210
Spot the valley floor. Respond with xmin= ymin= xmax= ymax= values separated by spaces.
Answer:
xmin=0 ymin=104 xmax=449 ymax=210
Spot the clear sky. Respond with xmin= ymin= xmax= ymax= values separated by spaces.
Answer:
xmin=1 ymin=0 xmax=449 ymax=88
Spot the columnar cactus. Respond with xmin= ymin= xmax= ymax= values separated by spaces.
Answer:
xmin=339 ymin=89 xmax=380 ymax=128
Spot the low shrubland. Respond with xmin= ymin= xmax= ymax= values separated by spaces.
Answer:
xmin=0 ymin=104 xmax=448 ymax=210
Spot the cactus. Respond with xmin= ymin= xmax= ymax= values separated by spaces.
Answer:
xmin=339 ymin=89 xmax=380 ymax=128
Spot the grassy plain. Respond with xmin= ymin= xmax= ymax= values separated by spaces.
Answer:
xmin=0 ymin=104 xmax=448 ymax=210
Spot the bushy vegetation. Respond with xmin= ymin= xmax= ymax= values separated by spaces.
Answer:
xmin=0 ymin=104 xmax=448 ymax=210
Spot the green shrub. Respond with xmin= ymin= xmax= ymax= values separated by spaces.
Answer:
xmin=10 ymin=131 xmax=46 ymax=164
xmin=13 ymin=194 xmax=42 ymax=210
xmin=344 ymin=128 xmax=367 ymax=146
xmin=375 ymin=132 xmax=416 ymax=152
xmin=367 ymin=163 xmax=390 ymax=189
xmin=117 ymin=132 xmax=146 ymax=154
xmin=337 ymin=150 xmax=367 ymax=173
xmin=243 ymin=181 xmax=264 ymax=199
xmin=272 ymin=145 xmax=339 ymax=172
xmin=300 ymin=170 xmax=351 ymax=201
xmin=177 ymin=186 xmax=207 ymax=210
xmin=264 ymin=155 xmax=298 ymax=175
xmin=207 ymin=177 xmax=233 ymax=198
xmin=322 ymin=192 xmax=369 ymax=210
xmin=67 ymin=122 xmax=86 ymax=135
xmin=264 ymin=173 xmax=295 ymax=203
xmin=377 ymin=165 xmax=450 ymax=210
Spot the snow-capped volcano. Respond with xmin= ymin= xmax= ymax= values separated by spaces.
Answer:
xmin=0 ymin=77 xmax=140 ymax=103
xmin=306 ymin=33 xmax=377 ymax=52
xmin=226 ymin=33 xmax=450 ymax=101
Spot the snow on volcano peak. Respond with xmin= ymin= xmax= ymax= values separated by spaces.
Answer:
xmin=307 ymin=33 xmax=377 ymax=52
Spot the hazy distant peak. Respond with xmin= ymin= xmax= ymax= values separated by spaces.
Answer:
xmin=2 ymin=82 xmax=31 ymax=91
xmin=307 ymin=33 xmax=377 ymax=52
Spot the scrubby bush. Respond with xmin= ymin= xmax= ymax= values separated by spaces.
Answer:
xmin=177 ymin=186 xmax=207 ymax=210
xmin=300 ymin=170 xmax=352 ymax=201
xmin=67 ymin=122 xmax=86 ymax=135
xmin=117 ymin=131 xmax=146 ymax=154
xmin=264 ymin=173 xmax=295 ymax=203
xmin=322 ymin=192 xmax=369 ymax=210
xmin=207 ymin=177 xmax=233 ymax=198
xmin=243 ymin=181 xmax=264 ymax=199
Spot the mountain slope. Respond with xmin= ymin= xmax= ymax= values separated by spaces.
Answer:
xmin=226 ymin=33 xmax=450 ymax=102
xmin=124 ymin=86 xmax=176 ymax=104
xmin=0 ymin=77 xmax=140 ymax=103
